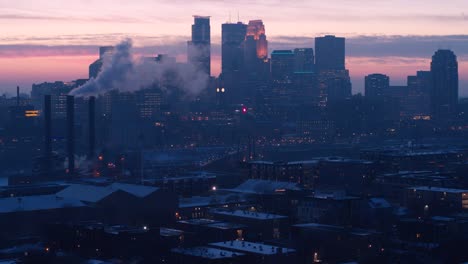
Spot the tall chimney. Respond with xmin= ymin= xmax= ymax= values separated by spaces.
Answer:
xmin=44 ymin=95 xmax=52 ymax=173
xmin=88 ymin=96 xmax=96 ymax=159
xmin=16 ymin=86 xmax=20 ymax=106
xmin=66 ymin=95 xmax=75 ymax=174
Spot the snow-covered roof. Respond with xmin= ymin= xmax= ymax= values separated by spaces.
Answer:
xmin=210 ymin=240 xmax=295 ymax=255
xmin=211 ymin=209 xmax=287 ymax=221
xmin=172 ymin=247 xmax=244 ymax=259
xmin=368 ymin=198 xmax=391 ymax=209
xmin=179 ymin=194 xmax=248 ymax=208
xmin=56 ymin=183 xmax=159 ymax=203
xmin=410 ymin=186 xmax=468 ymax=194
xmin=0 ymin=195 xmax=85 ymax=213
xmin=226 ymin=179 xmax=301 ymax=194
xmin=294 ymin=223 xmax=379 ymax=236
xmin=109 ymin=183 xmax=158 ymax=198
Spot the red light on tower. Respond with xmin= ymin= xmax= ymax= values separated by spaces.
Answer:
xmin=242 ymin=107 xmax=247 ymax=114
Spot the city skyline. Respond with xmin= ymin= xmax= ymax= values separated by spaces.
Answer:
xmin=1 ymin=0 xmax=468 ymax=95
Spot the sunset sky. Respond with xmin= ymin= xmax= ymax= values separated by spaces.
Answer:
xmin=1 ymin=0 xmax=468 ymax=95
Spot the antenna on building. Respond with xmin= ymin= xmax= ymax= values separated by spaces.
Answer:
xmin=229 ymin=12 xmax=231 ymax=23
xmin=237 ymin=11 xmax=240 ymax=22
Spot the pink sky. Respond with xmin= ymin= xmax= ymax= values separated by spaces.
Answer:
xmin=1 ymin=0 xmax=468 ymax=95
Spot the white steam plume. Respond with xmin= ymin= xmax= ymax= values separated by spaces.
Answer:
xmin=69 ymin=39 xmax=209 ymax=97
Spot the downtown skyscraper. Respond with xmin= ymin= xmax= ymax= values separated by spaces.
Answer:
xmin=315 ymin=35 xmax=351 ymax=106
xmin=221 ymin=22 xmax=247 ymax=74
xmin=220 ymin=21 xmax=248 ymax=102
xmin=188 ymin=16 xmax=211 ymax=76
xmin=430 ymin=49 xmax=459 ymax=119
xmin=365 ymin=74 xmax=390 ymax=100
xmin=246 ymin=20 xmax=268 ymax=60
xmin=315 ymin=35 xmax=345 ymax=72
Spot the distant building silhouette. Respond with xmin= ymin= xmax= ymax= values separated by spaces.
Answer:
xmin=365 ymin=74 xmax=390 ymax=99
xmin=222 ymin=22 xmax=247 ymax=73
xmin=315 ymin=35 xmax=345 ymax=72
xmin=246 ymin=20 xmax=268 ymax=59
xmin=270 ymin=50 xmax=297 ymax=110
xmin=271 ymin=50 xmax=295 ymax=82
xmin=89 ymin=46 xmax=114 ymax=79
xmin=294 ymin=48 xmax=315 ymax=73
xmin=317 ymin=70 xmax=352 ymax=105
xmin=406 ymin=71 xmax=432 ymax=117
xmin=430 ymin=50 xmax=458 ymax=118
xmin=315 ymin=36 xmax=350 ymax=107
xmin=221 ymin=22 xmax=247 ymax=102
xmin=188 ymin=16 xmax=211 ymax=76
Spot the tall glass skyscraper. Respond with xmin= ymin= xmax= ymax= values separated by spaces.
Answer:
xmin=430 ymin=49 xmax=458 ymax=118
xmin=188 ymin=16 xmax=211 ymax=76
xmin=221 ymin=22 xmax=247 ymax=74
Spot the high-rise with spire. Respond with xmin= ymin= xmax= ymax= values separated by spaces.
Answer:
xmin=221 ymin=22 xmax=247 ymax=74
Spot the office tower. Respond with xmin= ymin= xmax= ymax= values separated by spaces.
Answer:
xmin=31 ymin=81 xmax=74 ymax=117
xmin=221 ymin=22 xmax=247 ymax=102
xmin=89 ymin=46 xmax=114 ymax=79
xmin=88 ymin=96 xmax=96 ymax=160
xmin=407 ymin=71 xmax=432 ymax=117
xmin=246 ymin=20 xmax=268 ymax=59
xmin=188 ymin=16 xmax=211 ymax=76
xmin=271 ymin=50 xmax=295 ymax=82
xmin=243 ymin=19 xmax=269 ymax=78
xmin=222 ymin=22 xmax=247 ymax=73
xmin=315 ymin=35 xmax=345 ymax=72
xmin=317 ymin=70 xmax=352 ymax=105
xmin=244 ymin=35 xmax=259 ymax=74
xmin=290 ymin=49 xmax=316 ymax=106
xmin=314 ymin=35 xmax=350 ymax=107
xmin=430 ymin=49 xmax=458 ymax=118
xmin=293 ymin=71 xmax=317 ymax=105
xmin=66 ymin=95 xmax=75 ymax=175
xmin=271 ymin=50 xmax=295 ymax=105
xmin=365 ymin=74 xmax=390 ymax=99
xmin=99 ymin=46 xmax=114 ymax=58
xmin=294 ymin=48 xmax=315 ymax=73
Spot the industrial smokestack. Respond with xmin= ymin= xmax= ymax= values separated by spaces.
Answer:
xmin=44 ymin=95 xmax=52 ymax=173
xmin=16 ymin=86 xmax=20 ymax=106
xmin=88 ymin=96 xmax=96 ymax=160
xmin=66 ymin=95 xmax=75 ymax=175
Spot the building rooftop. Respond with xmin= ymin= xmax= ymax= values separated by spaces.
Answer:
xmin=205 ymin=222 xmax=246 ymax=230
xmin=294 ymin=223 xmax=380 ymax=237
xmin=410 ymin=186 xmax=468 ymax=194
xmin=0 ymin=194 xmax=85 ymax=213
xmin=56 ymin=183 xmax=159 ymax=203
xmin=160 ymin=227 xmax=184 ymax=237
xmin=271 ymin=50 xmax=294 ymax=55
xmin=368 ymin=198 xmax=392 ymax=209
xmin=178 ymin=218 xmax=221 ymax=226
xmin=210 ymin=240 xmax=295 ymax=255
xmin=320 ymin=156 xmax=373 ymax=164
xmin=104 ymin=225 xmax=151 ymax=235
xmin=172 ymin=246 xmax=244 ymax=259
xmin=179 ymin=194 xmax=248 ymax=208
xmin=311 ymin=190 xmax=360 ymax=201
xmin=211 ymin=209 xmax=288 ymax=221
xmin=225 ymin=179 xmax=302 ymax=195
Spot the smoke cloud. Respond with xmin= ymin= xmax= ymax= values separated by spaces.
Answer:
xmin=69 ymin=38 xmax=209 ymax=97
